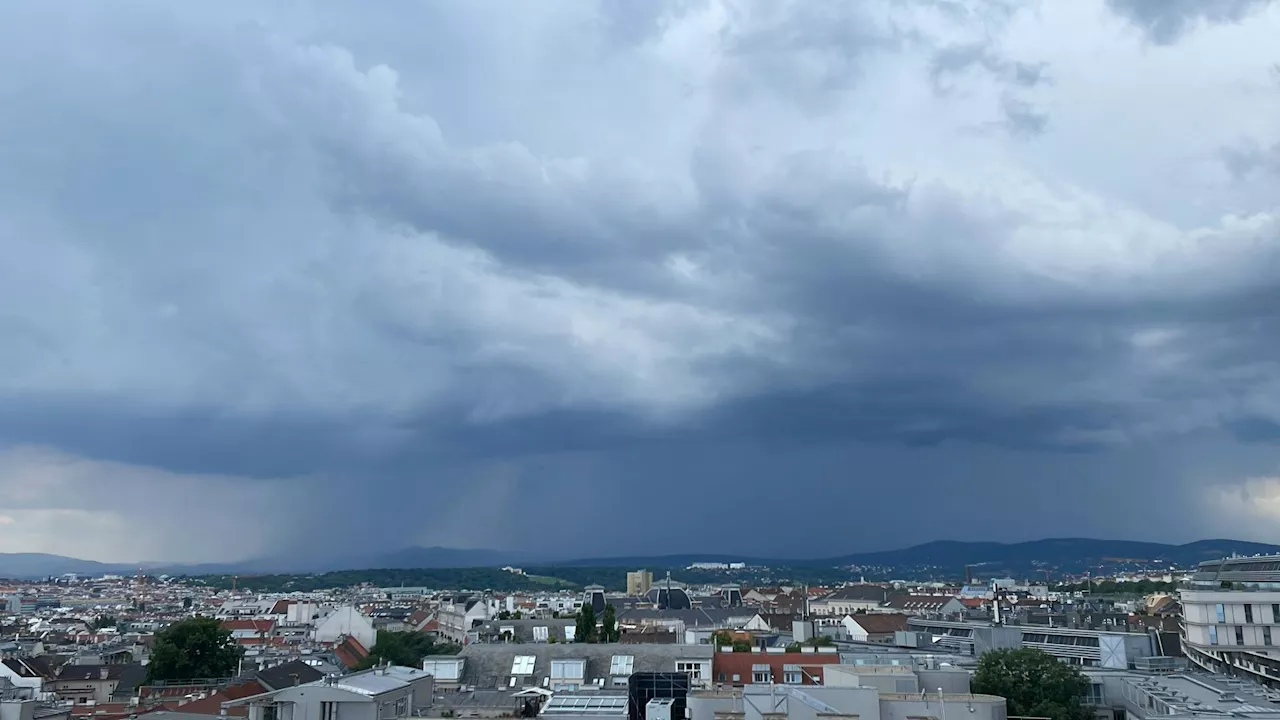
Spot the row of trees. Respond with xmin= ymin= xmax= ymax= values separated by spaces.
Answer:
xmin=972 ymin=648 xmax=1091 ymax=720
xmin=357 ymin=630 xmax=461 ymax=670
xmin=145 ymin=618 xmax=461 ymax=683
xmin=1052 ymin=578 xmax=1177 ymax=595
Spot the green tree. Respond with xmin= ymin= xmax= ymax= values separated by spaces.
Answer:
xmin=357 ymin=631 xmax=460 ymax=670
xmin=182 ymin=597 xmax=193 ymax=610
xmin=971 ymin=648 xmax=1090 ymax=720
xmin=575 ymin=604 xmax=597 ymax=643
xmin=146 ymin=616 xmax=243 ymax=683
xmin=600 ymin=603 xmax=620 ymax=643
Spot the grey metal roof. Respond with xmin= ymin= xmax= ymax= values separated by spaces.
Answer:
xmin=333 ymin=672 xmax=409 ymax=696
xmin=457 ymin=644 xmax=714 ymax=689
xmin=541 ymin=693 xmax=629 ymax=716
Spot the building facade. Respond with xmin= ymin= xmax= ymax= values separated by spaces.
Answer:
xmin=1180 ymin=555 xmax=1280 ymax=687
xmin=627 ymin=572 xmax=653 ymax=597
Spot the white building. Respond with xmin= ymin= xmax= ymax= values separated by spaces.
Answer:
xmin=224 ymin=666 xmax=434 ymax=720
xmin=1180 ymin=555 xmax=1280 ymax=687
xmin=437 ymin=597 xmax=493 ymax=645
xmin=313 ymin=606 xmax=376 ymax=652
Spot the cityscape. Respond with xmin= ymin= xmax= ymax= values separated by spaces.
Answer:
xmin=2 ymin=548 xmax=1280 ymax=720
xmin=3 ymin=2 xmax=1280 ymax=720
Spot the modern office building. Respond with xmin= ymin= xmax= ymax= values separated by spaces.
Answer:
xmin=1180 ymin=555 xmax=1280 ymax=687
xmin=906 ymin=617 xmax=1158 ymax=668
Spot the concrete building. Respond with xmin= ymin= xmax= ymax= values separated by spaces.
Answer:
xmin=453 ymin=644 xmax=715 ymax=691
xmin=50 ymin=664 xmax=146 ymax=704
xmin=838 ymin=615 xmax=909 ymax=644
xmin=687 ymin=683 xmax=1005 ymax=720
xmin=1090 ymin=668 xmax=1280 ymax=720
xmin=437 ymin=597 xmax=494 ymax=645
xmin=906 ymin=617 xmax=1158 ymax=668
xmin=1180 ymin=555 xmax=1280 ymax=687
xmin=0 ymin=660 xmax=54 ymax=694
xmin=808 ymin=587 xmax=889 ymax=616
xmin=224 ymin=666 xmax=434 ymax=720
xmin=627 ymin=572 xmax=653 ymax=598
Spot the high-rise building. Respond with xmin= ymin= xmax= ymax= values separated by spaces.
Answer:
xmin=627 ymin=570 xmax=653 ymax=597
xmin=1181 ymin=555 xmax=1280 ymax=687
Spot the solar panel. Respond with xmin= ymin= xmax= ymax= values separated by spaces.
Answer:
xmin=541 ymin=695 xmax=629 ymax=715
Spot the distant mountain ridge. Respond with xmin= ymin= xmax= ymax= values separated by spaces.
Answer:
xmin=555 ymin=538 xmax=1280 ymax=571
xmin=2 ymin=538 xmax=1277 ymax=579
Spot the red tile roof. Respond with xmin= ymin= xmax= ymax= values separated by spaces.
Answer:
xmin=163 ymin=680 xmax=266 ymax=717
xmin=333 ymin=635 xmax=369 ymax=670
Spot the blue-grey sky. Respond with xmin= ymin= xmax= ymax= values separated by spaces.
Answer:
xmin=2 ymin=0 xmax=1280 ymax=563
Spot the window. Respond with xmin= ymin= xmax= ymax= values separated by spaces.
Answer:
xmin=1246 ymin=605 xmax=1255 ymax=623
xmin=676 ymin=661 xmax=703 ymax=680
xmin=264 ymin=706 xmax=280 ymax=720
xmin=1209 ymin=626 xmax=1219 ymax=645
xmin=564 ymin=626 xmax=576 ymax=642
xmin=610 ymin=655 xmax=634 ymax=676
xmin=751 ymin=664 xmax=771 ymax=684
xmin=533 ymin=626 xmax=548 ymax=642
xmin=783 ymin=672 xmax=802 ymax=684
xmin=395 ymin=698 xmax=408 ymax=717
xmin=718 ymin=673 xmax=726 ymax=682
xmin=550 ymin=660 xmax=585 ymax=681
xmin=1236 ymin=626 xmax=1245 ymax=645
xmin=511 ymin=655 xmax=536 ymax=675
xmin=1217 ymin=604 xmax=1226 ymax=623
xmin=320 ymin=702 xmax=338 ymax=720
xmin=1265 ymin=627 xmax=1273 ymax=646
xmin=1273 ymin=604 xmax=1279 ymax=623
xmin=731 ymin=674 xmax=740 ymax=682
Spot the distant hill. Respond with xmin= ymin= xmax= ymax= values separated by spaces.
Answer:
xmin=4 ymin=538 xmax=1278 ymax=579
xmin=0 ymin=553 xmax=132 ymax=578
xmin=823 ymin=538 xmax=1280 ymax=573
xmin=560 ymin=538 xmax=1280 ymax=575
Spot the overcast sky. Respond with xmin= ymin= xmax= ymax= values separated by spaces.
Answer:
xmin=1 ymin=0 xmax=1279 ymax=563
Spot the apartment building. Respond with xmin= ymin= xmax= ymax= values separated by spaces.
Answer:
xmin=1180 ymin=555 xmax=1280 ymax=687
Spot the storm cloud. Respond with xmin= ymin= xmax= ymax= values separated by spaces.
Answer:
xmin=1 ymin=0 xmax=1279 ymax=562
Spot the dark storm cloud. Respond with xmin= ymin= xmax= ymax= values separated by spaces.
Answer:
xmin=1106 ymin=0 xmax=1261 ymax=44
xmin=1 ymin=0 xmax=1279 ymax=560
